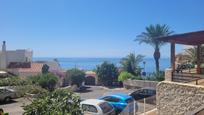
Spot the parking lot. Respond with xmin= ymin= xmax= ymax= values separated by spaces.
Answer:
xmin=0 ymin=86 xmax=156 ymax=115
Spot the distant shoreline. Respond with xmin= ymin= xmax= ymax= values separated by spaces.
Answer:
xmin=33 ymin=57 xmax=170 ymax=73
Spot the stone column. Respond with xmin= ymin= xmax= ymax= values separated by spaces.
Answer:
xmin=165 ymin=68 xmax=173 ymax=81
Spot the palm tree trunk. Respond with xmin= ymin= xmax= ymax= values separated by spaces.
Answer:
xmin=154 ymin=49 xmax=160 ymax=73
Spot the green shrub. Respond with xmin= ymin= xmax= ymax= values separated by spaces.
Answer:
xmin=131 ymin=75 xmax=143 ymax=80
xmin=23 ymin=89 xmax=82 ymax=115
xmin=0 ymin=77 xmax=31 ymax=86
xmin=28 ymin=73 xmax=58 ymax=91
xmin=96 ymin=61 xmax=119 ymax=86
xmin=65 ymin=69 xmax=85 ymax=87
xmin=14 ymin=85 xmax=48 ymax=97
xmin=145 ymin=71 xmax=165 ymax=81
xmin=118 ymin=71 xmax=134 ymax=82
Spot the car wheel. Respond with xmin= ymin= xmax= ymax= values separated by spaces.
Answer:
xmin=4 ymin=97 xmax=11 ymax=103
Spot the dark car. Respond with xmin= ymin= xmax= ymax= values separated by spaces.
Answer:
xmin=129 ymin=88 xmax=156 ymax=100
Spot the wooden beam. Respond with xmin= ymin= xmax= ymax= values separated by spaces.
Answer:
xmin=197 ymin=44 xmax=201 ymax=74
xmin=171 ymin=43 xmax=176 ymax=71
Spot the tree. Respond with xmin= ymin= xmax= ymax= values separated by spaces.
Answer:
xmin=96 ymin=61 xmax=118 ymax=86
xmin=118 ymin=71 xmax=134 ymax=82
xmin=135 ymin=24 xmax=173 ymax=72
xmin=120 ymin=53 xmax=144 ymax=75
xmin=184 ymin=46 xmax=204 ymax=65
xmin=23 ymin=89 xmax=82 ymax=115
xmin=29 ymin=73 xmax=58 ymax=91
xmin=65 ymin=69 xmax=85 ymax=87
xmin=42 ymin=64 xmax=49 ymax=74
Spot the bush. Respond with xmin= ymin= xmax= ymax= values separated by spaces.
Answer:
xmin=0 ymin=77 xmax=31 ymax=86
xmin=65 ymin=69 xmax=85 ymax=87
xmin=145 ymin=71 xmax=165 ymax=81
xmin=118 ymin=71 xmax=134 ymax=82
xmin=96 ymin=61 xmax=118 ymax=86
xmin=28 ymin=73 xmax=58 ymax=91
xmin=23 ymin=89 xmax=82 ymax=115
xmin=130 ymin=75 xmax=143 ymax=80
xmin=14 ymin=85 xmax=48 ymax=97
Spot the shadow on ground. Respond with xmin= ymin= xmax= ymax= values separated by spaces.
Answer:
xmin=75 ymin=86 xmax=93 ymax=93
xmin=0 ymin=100 xmax=17 ymax=105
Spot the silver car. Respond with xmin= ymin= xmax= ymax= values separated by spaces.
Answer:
xmin=0 ymin=87 xmax=17 ymax=102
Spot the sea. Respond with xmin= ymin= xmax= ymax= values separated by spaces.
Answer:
xmin=34 ymin=57 xmax=170 ymax=74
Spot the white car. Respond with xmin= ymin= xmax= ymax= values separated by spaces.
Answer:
xmin=80 ymin=99 xmax=115 ymax=115
xmin=0 ymin=87 xmax=17 ymax=102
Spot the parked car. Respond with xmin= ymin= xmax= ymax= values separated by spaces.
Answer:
xmin=0 ymin=87 xmax=17 ymax=102
xmin=80 ymin=99 xmax=115 ymax=115
xmin=98 ymin=93 xmax=137 ymax=114
xmin=129 ymin=88 xmax=156 ymax=100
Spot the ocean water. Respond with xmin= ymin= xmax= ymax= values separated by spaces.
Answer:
xmin=34 ymin=57 xmax=170 ymax=73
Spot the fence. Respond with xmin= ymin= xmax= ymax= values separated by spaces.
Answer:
xmin=123 ymin=79 xmax=158 ymax=89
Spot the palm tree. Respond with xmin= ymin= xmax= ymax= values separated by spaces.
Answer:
xmin=120 ymin=53 xmax=144 ymax=75
xmin=184 ymin=46 xmax=204 ymax=65
xmin=184 ymin=47 xmax=197 ymax=64
xmin=135 ymin=24 xmax=173 ymax=72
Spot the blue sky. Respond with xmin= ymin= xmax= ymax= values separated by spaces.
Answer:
xmin=0 ymin=0 xmax=204 ymax=58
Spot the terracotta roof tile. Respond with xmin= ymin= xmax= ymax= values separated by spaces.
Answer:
xmin=18 ymin=63 xmax=43 ymax=73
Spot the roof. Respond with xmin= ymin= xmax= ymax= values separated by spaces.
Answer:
xmin=85 ymin=71 xmax=96 ymax=77
xmin=81 ymin=99 xmax=105 ymax=105
xmin=17 ymin=62 xmax=44 ymax=73
xmin=35 ymin=61 xmax=61 ymax=71
xmin=157 ymin=30 xmax=204 ymax=45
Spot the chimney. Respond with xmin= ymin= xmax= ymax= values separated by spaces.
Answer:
xmin=2 ymin=41 xmax=6 ymax=52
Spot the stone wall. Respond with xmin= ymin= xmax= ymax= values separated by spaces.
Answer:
xmin=123 ymin=79 xmax=158 ymax=89
xmin=157 ymin=81 xmax=204 ymax=115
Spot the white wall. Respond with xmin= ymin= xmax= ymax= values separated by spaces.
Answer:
xmin=6 ymin=49 xmax=33 ymax=64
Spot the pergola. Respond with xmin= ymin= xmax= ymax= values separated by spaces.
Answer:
xmin=158 ymin=30 xmax=204 ymax=74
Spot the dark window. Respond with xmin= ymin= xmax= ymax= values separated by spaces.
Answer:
xmin=82 ymin=104 xmax=98 ymax=113
xmin=99 ymin=102 xmax=113 ymax=113
xmin=103 ymin=97 xmax=120 ymax=102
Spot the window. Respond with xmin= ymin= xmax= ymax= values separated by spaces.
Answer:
xmin=82 ymin=104 xmax=98 ymax=113
xmin=99 ymin=102 xmax=113 ymax=113
xmin=103 ymin=97 xmax=120 ymax=102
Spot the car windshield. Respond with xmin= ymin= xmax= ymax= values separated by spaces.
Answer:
xmin=82 ymin=104 xmax=98 ymax=113
xmin=99 ymin=102 xmax=113 ymax=113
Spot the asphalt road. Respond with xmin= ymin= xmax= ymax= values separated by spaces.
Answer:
xmin=0 ymin=86 xmax=156 ymax=115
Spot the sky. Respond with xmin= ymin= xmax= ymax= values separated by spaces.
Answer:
xmin=0 ymin=0 xmax=204 ymax=58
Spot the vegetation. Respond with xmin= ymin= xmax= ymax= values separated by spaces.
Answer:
xmin=29 ymin=73 xmax=58 ymax=91
xmin=65 ymin=69 xmax=85 ymax=87
xmin=145 ymin=71 xmax=165 ymax=81
xmin=184 ymin=46 xmax=204 ymax=65
xmin=118 ymin=71 xmax=134 ymax=82
xmin=120 ymin=53 xmax=144 ymax=76
xmin=41 ymin=64 xmax=50 ymax=74
xmin=15 ymin=85 xmax=48 ymax=97
xmin=135 ymin=24 xmax=173 ymax=72
xmin=23 ymin=89 xmax=82 ymax=115
xmin=96 ymin=61 xmax=118 ymax=86
xmin=0 ymin=77 xmax=30 ymax=86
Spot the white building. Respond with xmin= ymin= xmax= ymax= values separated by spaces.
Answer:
xmin=0 ymin=41 xmax=33 ymax=70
